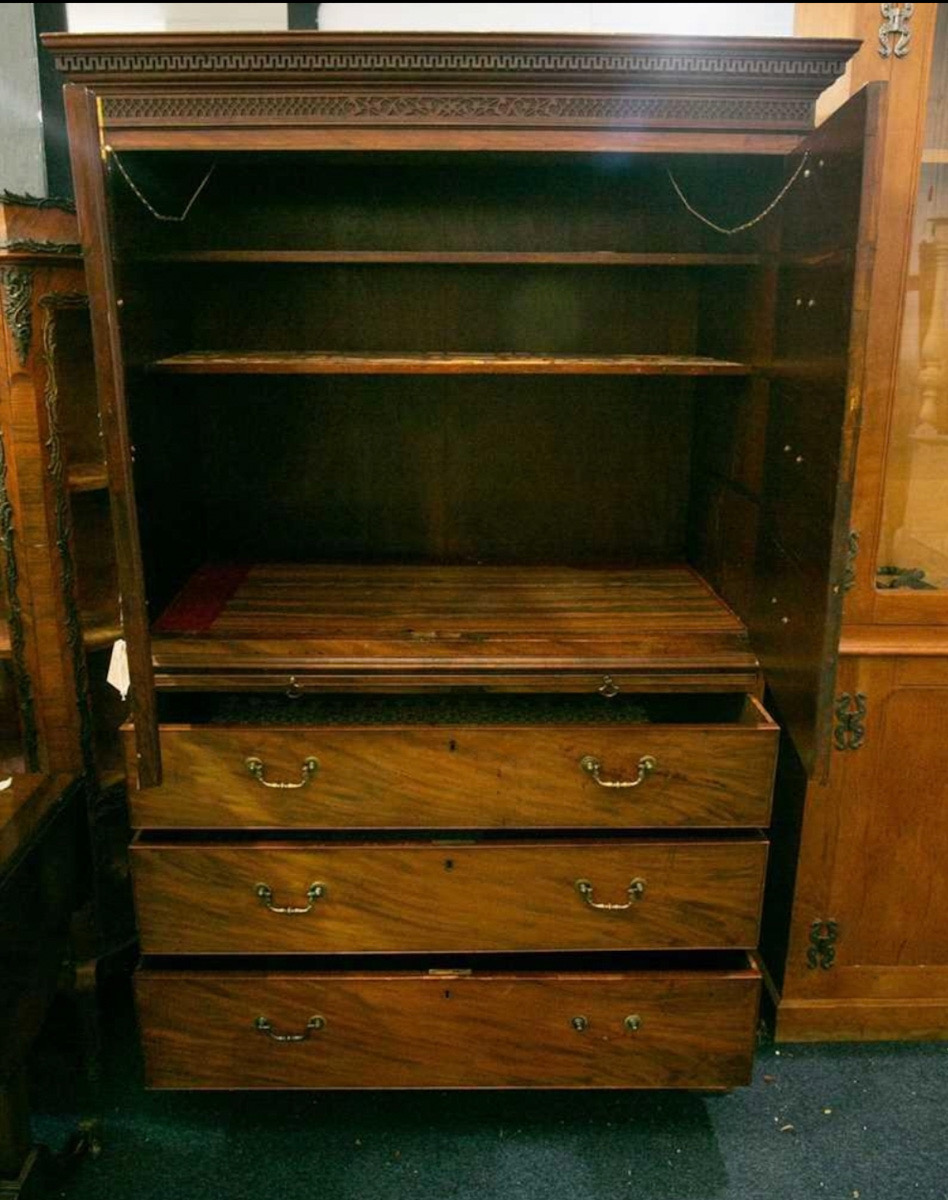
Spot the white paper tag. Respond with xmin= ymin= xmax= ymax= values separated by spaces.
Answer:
xmin=107 ymin=638 xmax=130 ymax=700
xmin=0 ymin=777 xmax=12 ymax=791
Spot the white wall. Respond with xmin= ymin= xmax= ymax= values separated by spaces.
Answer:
xmin=319 ymin=4 xmax=795 ymax=36
xmin=66 ymin=3 xmax=795 ymax=36
xmin=66 ymin=4 xmax=288 ymax=32
xmin=0 ymin=3 xmax=45 ymax=195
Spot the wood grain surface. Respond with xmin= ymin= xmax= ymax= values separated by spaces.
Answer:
xmin=151 ymin=351 xmax=751 ymax=376
xmin=131 ymin=838 xmax=767 ymax=954
xmin=136 ymin=963 xmax=761 ymax=1089
xmin=149 ymin=564 xmax=759 ymax=691
xmin=129 ymin=700 xmax=777 ymax=830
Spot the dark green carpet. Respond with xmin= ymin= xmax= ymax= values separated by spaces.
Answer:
xmin=29 ymin=982 xmax=948 ymax=1200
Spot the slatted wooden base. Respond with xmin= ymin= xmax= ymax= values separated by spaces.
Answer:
xmin=151 ymin=562 xmax=758 ymax=691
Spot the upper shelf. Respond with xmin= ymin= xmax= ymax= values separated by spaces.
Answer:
xmin=150 ymin=351 xmax=751 ymax=377
xmin=134 ymin=250 xmax=762 ymax=267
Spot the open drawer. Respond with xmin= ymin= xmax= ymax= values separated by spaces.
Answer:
xmin=127 ymin=694 xmax=778 ymax=830
xmin=136 ymin=953 xmax=762 ymax=1090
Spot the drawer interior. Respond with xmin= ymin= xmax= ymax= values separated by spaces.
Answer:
xmin=153 ymin=692 xmax=774 ymax=728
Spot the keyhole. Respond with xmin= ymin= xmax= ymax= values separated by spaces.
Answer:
xmin=448 ymin=739 xmax=457 ymax=752
xmin=443 ymin=990 xmax=452 ymax=999
xmin=444 ymin=859 xmax=454 ymax=871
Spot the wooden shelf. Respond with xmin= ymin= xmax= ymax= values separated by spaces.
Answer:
xmin=136 ymin=250 xmax=762 ymax=266
xmin=150 ymin=562 xmax=758 ymax=691
xmin=150 ymin=351 xmax=751 ymax=377
xmin=67 ymin=462 xmax=109 ymax=493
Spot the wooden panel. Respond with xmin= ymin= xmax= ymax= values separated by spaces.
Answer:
xmin=777 ymin=998 xmax=948 ymax=1043
xmin=751 ymin=84 xmax=885 ymax=776
xmin=187 ymin=377 xmax=694 ymax=568
xmin=129 ymin=700 xmax=777 ymax=830
xmin=0 ymin=773 xmax=76 ymax=872
xmin=826 ymin=678 xmax=948 ymax=967
xmin=776 ymin=652 xmax=948 ymax=1039
xmin=130 ymin=838 xmax=767 ymax=954
xmin=136 ymin=964 xmax=761 ymax=1089
xmin=63 ymin=84 xmax=160 ymax=786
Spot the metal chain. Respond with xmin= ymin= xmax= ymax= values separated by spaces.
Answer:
xmin=666 ymin=151 xmax=810 ymax=236
xmin=109 ymin=150 xmax=215 ymax=223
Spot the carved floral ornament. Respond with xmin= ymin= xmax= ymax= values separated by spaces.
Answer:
xmin=101 ymin=92 xmax=814 ymax=127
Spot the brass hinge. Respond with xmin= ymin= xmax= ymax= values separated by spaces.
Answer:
xmin=834 ymin=692 xmax=867 ymax=751
xmin=879 ymin=3 xmax=914 ymax=58
xmin=807 ymin=919 xmax=839 ymax=970
xmin=428 ymin=968 xmax=473 ymax=977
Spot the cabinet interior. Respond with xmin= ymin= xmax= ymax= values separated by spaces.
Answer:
xmin=110 ymin=143 xmax=859 ymax=735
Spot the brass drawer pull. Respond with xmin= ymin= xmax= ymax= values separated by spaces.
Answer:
xmin=245 ymin=755 xmax=319 ymax=789
xmin=575 ymin=877 xmax=646 ymax=910
xmin=580 ymin=754 xmax=656 ymax=789
xmin=254 ymin=1015 xmax=325 ymax=1042
xmin=255 ymin=881 xmax=326 ymax=914
xmin=624 ymin=1014 xmax=642 ymax=1032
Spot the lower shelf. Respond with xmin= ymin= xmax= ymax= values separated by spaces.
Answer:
xmin=136 ymin=956 xmax=761 ymax=1090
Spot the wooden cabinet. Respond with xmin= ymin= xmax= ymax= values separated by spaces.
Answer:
xmin=769 ymin=3 xmax=948 ymax=1041
xmin=0 ymin=193 xmax=131 ymax=950
xmin=46 ymin=30 xmax=879 ymax=1087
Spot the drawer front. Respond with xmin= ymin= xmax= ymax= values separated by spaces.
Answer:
xmin=131 ymin=839 xmax=767 ymax=954
xmin=128 ymin=710 xmax=777 ymax=830
xmin=136 ymin=965 xmax=761 ymax=1089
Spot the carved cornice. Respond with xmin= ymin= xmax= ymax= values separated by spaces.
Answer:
xmin=43 ymin=33 xmax=858 ymax=135
xmin=44 ymin=33 xmax=859 ymax=86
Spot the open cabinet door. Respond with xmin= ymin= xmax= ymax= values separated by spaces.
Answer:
xmin=752 ymin=83 xmax=885 ymax=777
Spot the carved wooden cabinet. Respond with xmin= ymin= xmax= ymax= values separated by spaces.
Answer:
xmin=769 ymin=2 xmax=948 ymax=1042
xmin=47 ymin=31 xmax=880 ymax=1088
xmin=0 ymin=196 xmax=127 ymax=1193
xmin=0 ymin=193 xmax=131 ymax=952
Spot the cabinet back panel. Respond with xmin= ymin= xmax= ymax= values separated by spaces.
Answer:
xmin=111 ymin=152 xmax=785 ymax=258
xmin=134 ymin=377 xmax=692 ymax=568
xmin=178 ymin=263 xmax=701 ymax=358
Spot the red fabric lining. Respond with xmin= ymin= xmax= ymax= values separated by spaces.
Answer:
xmin=153 ymin=563 xmax=251 ymax=634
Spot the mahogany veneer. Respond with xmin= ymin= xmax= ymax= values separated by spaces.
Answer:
xmin=131 ymin=838 xmax=768 ymax=955
xmin=127 ymin=695 xmax=777 ymax=831
xmin=137 ymin=963 xmax=762 ymax=1090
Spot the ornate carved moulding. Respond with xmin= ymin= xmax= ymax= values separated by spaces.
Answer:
xmin=44 ymin=32 xmax=860 ymax=134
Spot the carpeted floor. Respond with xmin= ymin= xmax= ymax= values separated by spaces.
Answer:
xmin=29 ymin=981 xmax=948 ymax=1200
